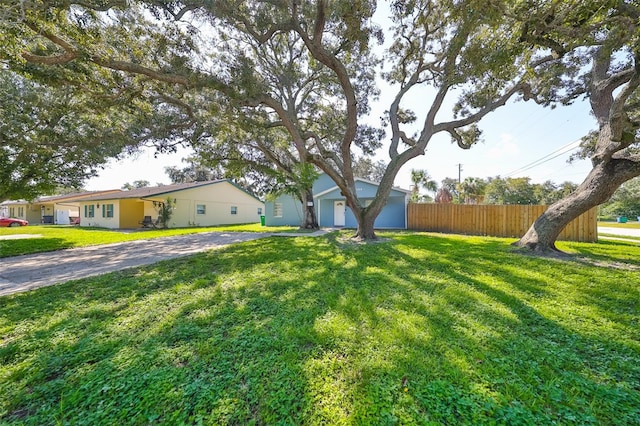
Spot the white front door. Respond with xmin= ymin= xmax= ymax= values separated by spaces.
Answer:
xmin=334 ymin=201 xmax=345 ymax=227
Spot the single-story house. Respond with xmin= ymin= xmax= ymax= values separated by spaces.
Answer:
xmin=265 ymin=173 xmax=410 ymax=228
xmin=76 ymin=180 xmax=264 ymax=229
xmin=0 ymin=190 xmax=120 ymax=224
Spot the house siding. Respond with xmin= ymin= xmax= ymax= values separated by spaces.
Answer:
xmin=1 ymin=190 xmax=123 ymax=225
xmin=265 ymin=174 xmax=409 ymax=229
xmin=370 ymin=196 xmax=407 ymax=229
xmin=264 ymin=195 xmax=302 ymax=227
xmin=3 ymin=202 xmax=37 ymax=223
xmin=312 ymin=173 xmax=339 ymax=194
xmin=120 ymin=199 xmax=144 ymax=228
xmin=170 ymin=181 xmax=263 ymax=227
xmin=317 ymin=195 xmax=407 ymax=228
xmin=76 ymin=181 xmax=263 ymax=229
xmin=25 ymin=203 xmax=41 ymax=224
xmin=78 ymin=200 xmax=121 ymax=228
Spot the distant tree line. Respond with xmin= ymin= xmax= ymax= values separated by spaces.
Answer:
xmin=599 ymin=177 xmax=640 ymax=219
xmin=410 ymin=170 xmax=579 ymax=206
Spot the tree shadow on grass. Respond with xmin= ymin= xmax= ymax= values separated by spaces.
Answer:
xmin=562 ymin=240 xmax=640 ymax=268
xmin=1 ymin=234 xmax=638 ymax=424
xmin=371 ymin=233 xmax=640 ymax=423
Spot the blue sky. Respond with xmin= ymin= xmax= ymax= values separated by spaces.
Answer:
xmin=392 ymin=96 xmax=595 ymax=190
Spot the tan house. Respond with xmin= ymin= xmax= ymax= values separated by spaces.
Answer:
xmin=0 ymin=190 xmax=119 ymax=224
xmin=76 ymin=180 xmax=264 ymax=229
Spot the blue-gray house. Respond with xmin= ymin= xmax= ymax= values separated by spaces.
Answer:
xmin=265 ymin=173 xmax=410 ymax=228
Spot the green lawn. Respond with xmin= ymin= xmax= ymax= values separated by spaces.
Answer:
xmin=1 ymin=232 xmax=638 ymax=424
xmin=0 ymin=224 xmax=296 ymax=258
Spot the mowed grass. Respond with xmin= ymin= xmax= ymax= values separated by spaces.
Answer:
xmin=0 ymin=224 xmax=295 ymax=258
xmin=1 ymin=232 xmax=639 ymax=424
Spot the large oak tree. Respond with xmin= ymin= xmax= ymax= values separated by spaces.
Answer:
xmin=2 ymin=1 xmax=564 ymax=238
xmin=513 ymin=0 xmax=640 ymax=252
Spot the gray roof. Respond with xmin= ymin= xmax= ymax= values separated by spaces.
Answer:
xmin=37 ymin=190 xmax=121 ymax=203
xmin=0 ymin=190 xmax=119 ymax=205
xmin=78 ymin=180 xmax=230 ymax=202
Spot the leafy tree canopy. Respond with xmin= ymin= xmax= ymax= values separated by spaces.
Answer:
xmin=122 ymin=180 xmax=150 ymax=190
xmin=0 ymin=69 xmax=142 ymax=201
xmin=353 ymin=158 xmax=387 ymax=182
xmin=0 ymin=0 xmax=573 ymax=237
xmin=164 ymin=157 xmax=225 ymax=184
xmin=600 ymin=176 xmax=640 ymax=218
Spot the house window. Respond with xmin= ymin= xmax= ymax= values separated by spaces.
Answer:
xmin=196 ymin=204 xmax=206 ymax=215
xmin=84 ymin=205 xmax=95 ymax=218
xmin=102 ymin=204 xmax=114 ymax=218
xmin=257 ymin=207 xmax=262 ymax=215
xmin=230 ymin=206 xmax=237 ymax=215
xmin=18 ymin=207 xmax=24 ymax=217
xmin=9 ymin=207 xmax=15 ymax=217
xmin=274 ymin=203 xmax=283 ymax=218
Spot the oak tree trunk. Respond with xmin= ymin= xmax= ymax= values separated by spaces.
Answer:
xmin=353 ymin=209 xmax=377 ymax=240
xmin=299 ymin=188 xmax=319 ymax=230
xmin=514 ymin=158 xmax=640 ymax=253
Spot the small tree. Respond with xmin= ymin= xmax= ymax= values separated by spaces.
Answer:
xmin=435 ymin=188 xmax=454 ymax=204
xmin=155 ymin=197 xmax=175 ymax=229
xmin=457 ymin=177 xmax=487 ymax=204
xmin=267 ymin=163 xmax=320 ymax=230
xmin=410 ymin=169 xmax=438 ymax=203
xmin=484 ymin=177 xmax=536 ymax=205
xmin=439 ymin=178 xmax=460 ymax=203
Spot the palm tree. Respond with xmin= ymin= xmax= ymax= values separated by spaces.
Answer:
xmin=410 ymin=169 xmax=438 ymax=202
xmin=457 ymin=177 xmax=487 ymax=204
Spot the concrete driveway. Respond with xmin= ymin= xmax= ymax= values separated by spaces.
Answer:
xmin=0 ymin=232 xmax=267 ymax=297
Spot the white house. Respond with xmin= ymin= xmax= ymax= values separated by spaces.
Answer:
xmin=76 ymin=180 xmax=264 ymax=229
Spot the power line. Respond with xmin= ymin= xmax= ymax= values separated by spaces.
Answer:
xmin=539 ymin=167 xmax=589 ymax=182
xmin=504 ymin=108 xmax=554 ymax=136
xmin=504 ymin=138 xmax=582 ymax=178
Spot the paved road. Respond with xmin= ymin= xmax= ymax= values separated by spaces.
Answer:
xmin=0 ymin=232 xmax=267 ymax=297
xmin=598 ymin=226 xmax=640 ymax=238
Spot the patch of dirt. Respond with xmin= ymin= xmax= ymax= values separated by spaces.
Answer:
xmin=512 ymin=246 xmax=640 ymax=271
xmin=335 ymin=235 xmax=392 ymax=246
xmin=510 ymin=245 xmax=573 ymax=260
xmin=574 ymin=257 xmax=640 ymax=271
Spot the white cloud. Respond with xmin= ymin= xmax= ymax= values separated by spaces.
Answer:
xmin=487 ymin=133 xmax=519 ymax=159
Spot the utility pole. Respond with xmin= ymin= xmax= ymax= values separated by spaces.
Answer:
xmin=457 ymin=163 xmax=463 ymax=183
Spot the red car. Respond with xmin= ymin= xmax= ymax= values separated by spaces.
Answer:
xmin=0 ymin=217 xmax=29 ymax=227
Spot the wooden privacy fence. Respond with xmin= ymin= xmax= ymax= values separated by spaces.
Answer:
xmin=407 ymin=203 xmax=598 ymax=242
